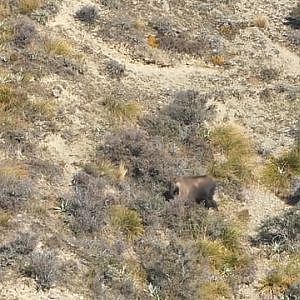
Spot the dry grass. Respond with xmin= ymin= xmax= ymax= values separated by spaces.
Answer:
xmin=261 ymin=147 xmax=300 ymax=195
xmin=0 ymin=211 xmax=11 ymax=227
xmin=0 ymin=3 xmax=10 ymax=19
xmin=211 ymin=55 xmax=225 ymax=66
xmin=0 ymin=161 xmax=29 ymax=179
xmin=255 ymin=15 xmax=269 ymax=29
xmin=19 ymin=0 xmax=43 ymax=14
xmin=104 ymin=98 xmax=143 ymax=123
xmin=208 ymin=124 xmax=255 ymax=184
xmin=147 ymin=35 xmax=159 ymax=48
xmin=44 ymin=37 xmax=73 ymax=56
xmin=84 ymin=159 xmax=128 ymax=181
xmin=198 ymin=280 xmax=232 ymax=300
xmin=110 ymin=205 xmax=144 ymax=241
xmin=258 ymin=255 xmax=300 ymax=298
xmin=0 ymin=22 xmax=13 ymax=45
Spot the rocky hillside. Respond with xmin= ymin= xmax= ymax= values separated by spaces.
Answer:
xmin=0 ymin=0 xmax=299 ymax=299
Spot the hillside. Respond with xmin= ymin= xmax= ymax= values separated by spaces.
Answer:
xmin=0 ymin=0 xmax=299 ymax=299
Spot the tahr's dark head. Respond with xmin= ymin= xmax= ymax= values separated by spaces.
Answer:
xmin=163 ymin=181 xmax=179 ymax=201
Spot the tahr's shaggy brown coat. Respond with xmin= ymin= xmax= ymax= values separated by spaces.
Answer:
xmin=164 ymin=175 xmax=218 ymax=210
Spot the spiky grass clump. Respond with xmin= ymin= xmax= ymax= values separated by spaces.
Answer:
xmin=84 ymin=159 xmax=127 ymax=181
xmin=258 ymin=255 xmax=300 ymax=298
xmin=261 ymin=148 xmax=300 ymax=195
xmin=104 ymin=98 xmax=143 ymax=123
xmin=208 ymin=124 xmax=255 ymax=184
xmin=110 ymin=205 xmax=144 ymax=241
xmin=19 ymin=0 xmax=42 ymax=14
xmin=44 ymin=37 xmax=73 ymax=56
xmin=198 ymin=280 xmax=232 ymax=300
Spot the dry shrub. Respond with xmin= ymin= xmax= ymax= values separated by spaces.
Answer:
xmin=14 ymin=16 xmax=36 ymax=47
xmin=24 ymin=250 xmax=61 ymax=290
xmin=65 ymin=172 xmax=117 ymax=234
xmin=253 ymin=207 xmax=300 ymax=253
xmin=105 ymin=59 xmax=125 ymax=79
xmin=75 ymin=5 xmax=99 ymax=24
xmin=0 ymin=161 xmax=33 ymax=211
xmin=100 ymin=128 xmax=183 ymax=186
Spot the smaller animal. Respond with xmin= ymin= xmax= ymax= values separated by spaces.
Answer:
xmin=163 ymin=175 xmax=218 ymax=210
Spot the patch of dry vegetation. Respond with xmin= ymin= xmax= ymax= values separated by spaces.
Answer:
xmin=19 ymin=0 xmax=43 ymax=14
xmin=208 ymin=124 xmax=256 ymax=186
xmin=258 ymin=255 xmax=300 ymax=298
xmin=261 ymin=147 xmax=300 ymax=196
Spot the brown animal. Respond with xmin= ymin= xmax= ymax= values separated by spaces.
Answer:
xmin=163 ymin=175 xmax=218 ymax=210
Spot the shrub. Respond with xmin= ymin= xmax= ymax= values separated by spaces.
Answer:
xmin=110 ymin=205 xmax=144 ymax=241
xmin=157 ymin=31 xmax=209 ymax=57
xmin=0 ymin=232 xmax=37 ymax=267
xmin=24 ymin=250 xmax=61 ymax=290
xmin=137 ymin=239 xmax=207 ymax=300
xmin=285 ymin=3 xmax=300 ymax=29
xmin=253 ymin=207 xmax=300 ymax=253
xmin=100 ymin=128 xmax=178 ymax=186
xmin=105 ymin=59 xmax=125 ymax=79
xmin=65 ymin=172 xmax=116 ymax=234
xmin=0 ymin=162 xmax=33 ymax=211
xmin=19 ymin=0 xmax=42 ymax=14
xmin=285 ymin=283 xmax=300 ymax=299
xmin=75 ymin=5 xmax=99 ymax=24
xmin=14 ymin=16 xmax=36 ymax=47
xmin=167 ymin=90 xmax=211 ymax=126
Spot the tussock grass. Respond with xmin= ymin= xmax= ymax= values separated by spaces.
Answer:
xmin=255 ymin=15 xmax=269 ymax=29
xmin=198 ymin=280 xmax=232 ymax=300
xmin=0 ymin=161 xmax=29 ymax=179
xmin=44 ymin=37 xmax=73 ymax=56
xmin=110 ymin=205 xmax=144 ymax=241
xmin=208 ymin=124 xmax=255 ymax=184
xmin=0 ymin=22 xmax=13 ymax=45
xmin=104 ymin=98 xmax=143 ymax=123
xmin=258 ymin=255 xmax=300 ymax=298
xmin=19 ymin=0 xmax=42 ymax=14
xmin=0 ymin=3 xmax=10 ymax=19
xmin=261 ymin=148 xmax=300 ymax=195
xmin=0 ymin=84 xmax=27 ymax=112
xmin=0 ymin=212 xmax=11 ymax=227
xmin=211 ymin=55 xmax=225 ymax=66
xmin=84 ymin=159 xmax=127 ymax=181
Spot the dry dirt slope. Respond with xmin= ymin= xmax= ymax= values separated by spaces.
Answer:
xmin=0 ymin=0 xmax=299 ymax=299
